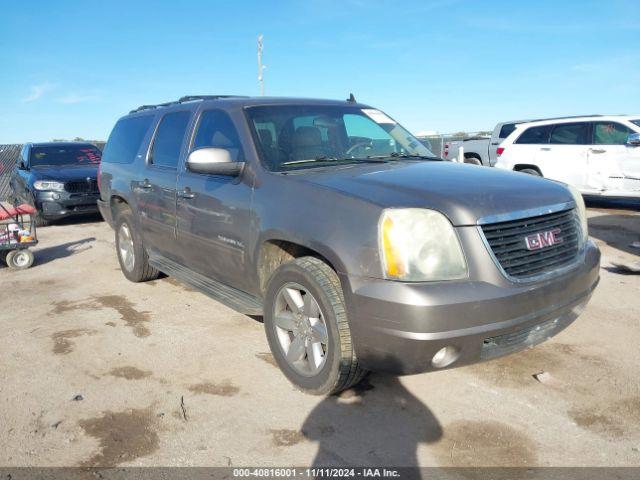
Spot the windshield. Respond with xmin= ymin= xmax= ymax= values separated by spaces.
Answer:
xmin=29 ymin=145 xmax=102 ymax=167
xmin=632 ymin=119 xmax=640 ymax=128
xmin=245 ymin=105 xmax=437 ymax=171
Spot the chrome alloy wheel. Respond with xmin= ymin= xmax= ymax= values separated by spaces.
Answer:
xmin=273 ymin=282 xmax=329 ymax=376
xmin=118 ymin=223 xmax=135 ymax=272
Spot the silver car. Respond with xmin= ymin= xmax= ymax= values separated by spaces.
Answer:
xmin=98 ymin=96 xmax=600 ymax=395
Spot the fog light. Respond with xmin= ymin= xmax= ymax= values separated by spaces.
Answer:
xmin=52 ymin=193 xmax=60 ymax=200
xmin=431 ymin=346 xmax=459 ymax=368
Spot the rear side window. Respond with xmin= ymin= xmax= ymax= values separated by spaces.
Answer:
xmin=593 ymin=122 xmax=632 ymax=145
xmin=149 ymin=111 xmax=191 ymax=168
xmin=498 ymin=123 xmax=516 ymax=139
xmin=515 ymin=125 xmax=552 ymax=144
xmin=192 ymin=109 xmax=244 ymax=161
xmin=102 ymin=116 xmax=153 ymax=164
xmin=549 ymin=123 xmax=589 ymax=145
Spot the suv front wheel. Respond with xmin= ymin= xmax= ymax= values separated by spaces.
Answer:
xmin=115 ymin=210 xmax=159 ymax=282
xmin=264 ymin=256 xmax=367 ymax=395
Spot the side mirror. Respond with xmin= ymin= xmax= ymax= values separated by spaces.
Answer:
xmin=18 ymin=160 xmax=28 ymax=170
xmin=627 ymin=133 xmax=640 ymax=147
xmin=186 ymin=148 xmax=245 ymax=176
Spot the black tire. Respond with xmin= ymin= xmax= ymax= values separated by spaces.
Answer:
xmin=6 ymin=249 xmax=34 ymax=270
xmin=114 ymin=209 xmax=159 ymax=282
xmin=464 ymin=156 xmax=482 ymax=166
xmin=264 ymin=256 xmax=367 ymax=395
xmin=0 ymin=251 xmax=8 ymax=265
xmin=518 ymin=168 xmax=542 ymax=176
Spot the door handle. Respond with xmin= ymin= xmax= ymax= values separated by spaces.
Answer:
xmin=179 ymin=187 xmax=195 ymax=199
xmin=139 ymin=179 xmax=152 ymax=189
xmin=589 ymin=148 xmax=606 ymax=154
xmin=540 ymin=147 xmax=551 ymax=151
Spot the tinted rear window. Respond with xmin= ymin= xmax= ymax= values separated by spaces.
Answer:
xmin=498 ymin=123 xmax=516 ymax=139
xmin=149 ymin=111 xmax=191 ymax=168
xmin=30 ymin=145 xmax=101 ymax=167
xmin=102 ymin=116 xmax=154 ymax=164
xmin=549 ymin=123 xmax=589 ymax=145
xmin=515 ymin=125 xmax=552 ymax=144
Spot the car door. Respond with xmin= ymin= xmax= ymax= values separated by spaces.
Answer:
xmin=586 ymin=121 xmax=640 ymax=193
xmin=503 ymin=124 xmax=552 ymax=170
xmin=137 ymin=110 xmax=192 ymax=260
xmin=176 ymin=108 xmax=254 ymax=291
xmin=534 ymin=122 xmax=590 ymax=188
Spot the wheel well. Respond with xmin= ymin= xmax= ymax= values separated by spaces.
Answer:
xmin=464 ymin=154 xmax=482 ymax=165
xmin=513 ymin=164 xmax=542 ymax=175
xmin=257 ymin=240 xmax=335 ymax=294
xmin=110 ymin=195 xmax=130 ymax=218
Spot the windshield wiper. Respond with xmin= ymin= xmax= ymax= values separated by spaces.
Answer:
xmin=282 ymin=155 xmax=389 ymax=166
xmin=383 ymin=153 xmax=442 ymax=161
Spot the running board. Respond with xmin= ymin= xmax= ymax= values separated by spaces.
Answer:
xmin=148 ymin=253 xmax=263 ymax=315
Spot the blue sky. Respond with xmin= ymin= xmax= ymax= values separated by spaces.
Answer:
xmin=1 ymin=0 xmax=638 ymax=143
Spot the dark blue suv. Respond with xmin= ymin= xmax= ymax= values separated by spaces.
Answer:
xmin=10 ymin=142 xmax=102 ymax=226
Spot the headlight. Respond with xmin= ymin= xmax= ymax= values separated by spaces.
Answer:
xmin=567 ymin=184 xmax=588 ymax=241
xmin=379 ymin=208 xmax=467 ymax=281
xmin=33 ymin=180 xmax=65 ymax=191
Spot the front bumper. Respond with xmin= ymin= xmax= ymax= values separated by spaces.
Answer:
xmin=35 ymin=191 xmax=99 ymax=219
xmin=342 ymin=240 xmax=600 ymax=374
xmin=97 ymin=199 xmax=113 ymax=227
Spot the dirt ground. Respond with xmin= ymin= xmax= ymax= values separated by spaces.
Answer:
xmin=0 ymin=199 xmax=638 ymax=468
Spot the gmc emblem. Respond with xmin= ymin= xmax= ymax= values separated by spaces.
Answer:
xmin=524 ymin=228 xmax=562 ymax=251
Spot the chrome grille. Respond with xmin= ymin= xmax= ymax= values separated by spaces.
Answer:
xmin=481 ymin=208 xmax=580 ymax=279
xmin=65 ymin=179 xmax=98 ymax=194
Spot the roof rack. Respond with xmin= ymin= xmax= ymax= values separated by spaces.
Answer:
xmin=129 ymin=95 xmax=248 ymax=114
xmin=522 ymin=114 xmax=607 ymax=124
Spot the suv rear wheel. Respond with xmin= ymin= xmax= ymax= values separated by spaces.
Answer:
xmin=264 ymin=256 xmax=367 ymax=395
xmin=115 ymin=209 xmax=159 ymax=282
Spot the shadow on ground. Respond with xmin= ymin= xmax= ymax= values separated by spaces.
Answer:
xmin=588 ymin=214 xmax=640 ymax=257
xmin=585 ymin=195 xmax=639 ymax=260
xmin=33 ymin=237 xmax=96 ymax=267
xmin=44 ymin=213 xmax=104 ymax=227
xmin=302 ymin=366 xmax=442 ymax=471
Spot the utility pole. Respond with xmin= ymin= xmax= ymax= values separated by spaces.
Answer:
xmin=257 ymin=35 xmax=265 ymax=96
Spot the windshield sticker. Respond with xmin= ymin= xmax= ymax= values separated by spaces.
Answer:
xmin=362 ymin=109 xmax=396 ymax=125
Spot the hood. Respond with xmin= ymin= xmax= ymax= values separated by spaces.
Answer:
xmin=295 ymin=161 xmax=574 ymax=226
xmin=30 ymin=164 xmax=98 ymax=182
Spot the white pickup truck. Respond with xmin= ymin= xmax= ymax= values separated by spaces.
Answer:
xmin=444 ymin=121 xmax=524 ymax=166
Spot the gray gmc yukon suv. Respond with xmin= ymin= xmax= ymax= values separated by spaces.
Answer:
xmin=98 ymin=95 xmax=600 ymax=395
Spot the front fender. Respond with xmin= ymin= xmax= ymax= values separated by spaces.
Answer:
xmin=254 ymin=229 xmax=349 ymax=276
xmin=250 ymin=173 xmax=385 ymax=283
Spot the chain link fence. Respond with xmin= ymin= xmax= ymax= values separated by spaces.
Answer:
xmin=0 ymin=145 xmax=22 ymax=202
